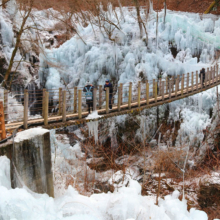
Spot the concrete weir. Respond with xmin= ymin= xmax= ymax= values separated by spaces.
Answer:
xmin=0 ymin=128 xmax=54 ymax=197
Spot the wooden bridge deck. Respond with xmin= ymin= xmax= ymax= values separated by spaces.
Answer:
xmin=4 ymin=64 xmax=220 ymax=131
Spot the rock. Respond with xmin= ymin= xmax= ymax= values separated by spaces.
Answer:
xmin=149 ymin=139 xmax=157 ymax=148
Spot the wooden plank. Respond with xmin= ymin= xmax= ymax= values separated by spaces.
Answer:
xmin=155 ymin=81 xmax=157 ymax=103
xmin=62 ymin=91 xmax=66 ymax=122
xmin=162 ymin=81 xmax=164 ymax=100
xmin=0 ymin=101 xmax=6 ymax=139
xmin=191 ymin=72 xmax=194 ymax=91
xmin=128 ymin=82 xmax=132 ymax=109
xmin=59 ymin=88 xmax=62 ymax=115
xmin=138 ymin=81 xmax=141 ymax=107
xmin=93 ymin=88 xmax=97 ymax=111
xmin=172 ymin=76 xmax=174 ymax=92
xmin=146 ymin=81 xmax=149 ymax=105
xmin=78 ymin=90 xmax=82 ymax=119
xmin=159 ymin=79 xmax=161 ymax=96
xmin=106 ymin=87 xmax=109 ymax=114
xmin=74 ymin=87 xmax=77 ymax=113
xmin=44 ymin=91 xmax=49 ymax=126
xmin=118 ymin=86 xmax=122 ymax=111
xmin=99 ymin=85 xmax=102 ymax=109
xmin=153 ymin=79 xmax=155 ymax=98
xmin=24 ymin=90 xmax=28 ymax=129
xmin=169 ymin=78 xmax=171 ymax=99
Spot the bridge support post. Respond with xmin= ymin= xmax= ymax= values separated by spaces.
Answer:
xmin=162 ymin=81 xmax=164 ymax=100
xmin=138 ymin=81 xmax=141 ymax=107
xmin=146 ymin=81 xmax=149 ymax=105
xmin=181 ymin=74 xmax=184 ymax=96
xmin=78 ymin=90 xmax=82 ymax=119
xmin=118 ymin=86 xmax=122 ymax=112
xmin=44 ymin=91 xmax=49 ymax=126
xmin=59 ymin=88 xmax=62 ymax=115
xmin=0 ymin=101 xmax=6 ymax=140
xmin=196 ymin=71 xmax=198 ymax=90
xmin=62 ymin=91 xmax=66 ymax=122
xmin=128 ymin=82 xmax=132 ymax=109
xmin=93 ymin=88 xmax=97 ymax=111
xmin=74 ymin=87 xmax=77 ymax=113
xmin=99 ymin=85 xmax=102 ymax=109
xmin=106 ymin=87 xmax=109 ymax=114
xmin=24 ymin=89 xmax=28 ymax=130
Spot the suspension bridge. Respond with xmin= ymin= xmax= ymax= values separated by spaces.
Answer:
xmin=0 ymin=64 xmax=219 ymax=138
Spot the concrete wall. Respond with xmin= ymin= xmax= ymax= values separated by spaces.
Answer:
xmin=0 ymin=129 xmax=54 ymax=197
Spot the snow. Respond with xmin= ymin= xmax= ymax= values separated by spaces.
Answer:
xmin=14 ymin=127 xmax=49 ymax=143
xmin=0 ymin=155 xmax=209 ymax=220
xmin=86 ymin=111 xmax=102 ymax=120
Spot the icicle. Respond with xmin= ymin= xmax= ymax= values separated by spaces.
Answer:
xmin=109 ymin=120 xmax=118 ymax=149
xmin=87 ymin=120 xmax=99 ymax=144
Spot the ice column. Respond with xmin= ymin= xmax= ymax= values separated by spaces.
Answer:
xmin=87 ymin=120 xmax=99 ymax=144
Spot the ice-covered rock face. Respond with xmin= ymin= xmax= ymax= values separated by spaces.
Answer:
xmin=39 ymin=7 xmax=219 ymax=90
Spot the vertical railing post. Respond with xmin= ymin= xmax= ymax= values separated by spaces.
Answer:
xmin=120 ymin=83 xmax=123 ymax=105
xmin=154 ymin=81 xmax=157 ymax=103
xmin=211 ymin=67 xmax=214 ymax=84
xmin=172 ymin=76 xmax=175 ymax=93
xmin=205 ymin=68 xmax=208 ymax=87
xmin=146 ymin=81 xmax=149 ymax=105
xmin=106 ymin=87 xmax=109 ymax=114
xmin=74 ymin=87 xmax=77 ymax=113
xmin=166 ymin=77 xmax=168 ymax=94
xmin=153 ymin=79 xmax=155 ymax=98
xmin=217 ymin=64 xmax=219 ymax=82
xmin=175 ymin=77 xmax=178 ymax=97
xmin=24 ymin=89 xmax=28 ymax=129
xmin=118 ymin=86 xmax=122 ymax=112
xmin=187 ymin=73 xmax=189 ymax=93
xmin=196 ymin=71 xmax=198 ymax=90
xmin=138 ymin=81 xmax=141 ymax=107
xmin=169 ymin=78 xmax=171 ymax=99
xmin=93 ymin=88 xmax=97 ymax=111
xmin=162 ymin=81 xmax=165 ymax=100
xmin=62 ymin=91 xmax=66 ymax=122
xmin=128 ymin=82 xmax=132 ymax=109
xmin=0 ymin=102 xmax=6 ymax=140
xmin=44 ymin=91 xmax=49 ymax=126
xmin=99 ymin=85 xmax=102 ymax=109
xmin=42 ymin=88 xmax=46 ymax=118
xmin=59 ymin=88 xmax=62 ymax=115
xmin=3 ymin=89 xmax=8 ymax=123
xmin=78 ymin=90 xmax=82 ymax=119
xmin=191 ymin=72 xmax=194 ymax=91
xmin=213 ymin=66 xmax=216 ymax=83
xmin=159 ymin=78 xmax=161 ymax=96
xmin=181 ymin=74 xmax=184 ymax=96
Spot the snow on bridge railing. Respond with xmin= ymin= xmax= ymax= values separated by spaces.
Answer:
xmin=4 ymin=64 xmax=220 ymax=130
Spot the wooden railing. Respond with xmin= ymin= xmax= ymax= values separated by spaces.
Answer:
xmin=3 ymin=64 xmax=220 ymax=131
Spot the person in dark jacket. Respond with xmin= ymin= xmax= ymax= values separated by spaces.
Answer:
xmin=199 ymin=68 xmax=205 ymax=86
xmin=103 ymin=79 xmax=113 ymax=109
xmin=83 ymin=81 xmax=94 ymax=113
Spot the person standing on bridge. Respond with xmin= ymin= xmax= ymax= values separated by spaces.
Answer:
xmin=199 ymin=68 xmax=206 ymax=86
xmin=103 ymin=79 xmax=113 ymax=110
xmin=83 ymin=81 xmax=94 ymax=113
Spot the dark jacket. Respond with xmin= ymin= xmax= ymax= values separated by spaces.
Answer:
xmin=83 ymin=85 xmax=94 ymax=102
xmin=199 ymin=69 xmax=205 ymax=79
xmin=103 ymin=83 xmax=113 ymax=95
